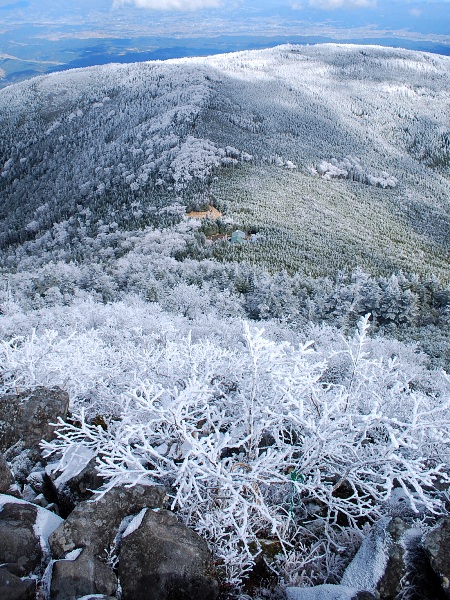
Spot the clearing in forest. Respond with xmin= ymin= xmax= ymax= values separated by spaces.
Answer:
xmin=186 ymin=205 xmax=222 ymax=220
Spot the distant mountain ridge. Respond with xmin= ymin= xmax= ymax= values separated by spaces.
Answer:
xmin=0 ymin=44 xmax=449 ymax=279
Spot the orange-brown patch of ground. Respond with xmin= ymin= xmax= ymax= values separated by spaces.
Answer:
xmin=186 ymin=205 xmax=222 ymax=220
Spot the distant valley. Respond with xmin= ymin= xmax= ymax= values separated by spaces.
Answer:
xmin=1 ymin=32 xmax=450 ymax=89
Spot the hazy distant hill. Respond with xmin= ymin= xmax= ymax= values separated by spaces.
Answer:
xmin=0 ymin=44 xmax=448 ymax=281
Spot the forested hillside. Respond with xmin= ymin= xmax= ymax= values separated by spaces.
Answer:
xmin=0 ymin=44 xmax=449 ymax=596
xmin=1 ymin=44 xmax=449 ymax=276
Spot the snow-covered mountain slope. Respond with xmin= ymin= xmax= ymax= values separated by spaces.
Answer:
xmin=0 ymin=44 xmax=449 ymax=278
xmin=1 ymin=46 xmax=450 ymax=594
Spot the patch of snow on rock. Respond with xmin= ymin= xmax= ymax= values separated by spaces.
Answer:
xmin=341 ymin=517 xmax=390 ymax=593
xmin=34 ymin=504 xmax=63 ymax=541
xmin=47 ymin=443 xmax=96 ymax=489
xmin=0 ymin=492 xmax=29 ymax=508
xmin=123 ymin=508 xmax=148 ymax=538
xmin=285 ymin=584 xmax=358 ymax=600
xmin=63 ymin=548 xmax=83 ymax=561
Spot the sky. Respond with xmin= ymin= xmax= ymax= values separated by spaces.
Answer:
xmin=0 ymin=0 xmax=449 ymax=36
xmin=115 ymin=0 xmax=450 ymax=36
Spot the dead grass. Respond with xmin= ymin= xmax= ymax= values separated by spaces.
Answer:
xmin=187 ymin=205 xmax=222 ymax=220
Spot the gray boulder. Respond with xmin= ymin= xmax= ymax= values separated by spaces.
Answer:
xmin=50 ymin=483 xmax=167 ymax=559
xmin=50 ymin=548 xmax=117 ymax=600
xmin=0 ymin=500 xmax=44 ymax=576
xmin=423 ymin=517 xmax=450 ymax=598
xmin=0 ymin=495 xmax=62 ymax=577
xmin=0 ymin=386 xmax=69 ymax=452
xmin=0 ymin=453 xmax=15 ymax=493
xmin=118 ymin=508 xmax=219 ymax=600
xmin=0 ymin=567 xmax=36 ymax=600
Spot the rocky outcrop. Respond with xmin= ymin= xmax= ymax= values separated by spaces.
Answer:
xmin=287 ymin=516 xmax=448 ymax=600
xmin=0 ymin=387 xmax=221 ymax=599
xmin=4 ymin=445 xmax=44 ymax=488
xmin=3 ymin=385 xmax=447 ymax=600
xmin=0 ymin=494 xmax=62 ymax=590
xmin=423 ymin=517 xmax=450 ymax=598
xmin=0 ymin=387 xmax=69 ymax=452
xmin=0 ymin=501 xmax=45 ymax=576
xmin=47 ymin=487 xmax=220 ymax=600
xmin=6 ymin=388 xmax=450 ymax=600
xmin=47 ymin=484 xmax=171 ymax=600
xmin=1 ymin=486 xmax=449 ymax=600
xmin=49 ymin=484 xmax=167 ymax=558
xmin=341 ymin=517 xmax=410 ymax=599
xmin=119 ymin=508 xmax=219 ymax=600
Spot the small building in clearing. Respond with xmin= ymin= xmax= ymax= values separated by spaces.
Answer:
xmin=230 ymin=230 xmax=246 ymax=244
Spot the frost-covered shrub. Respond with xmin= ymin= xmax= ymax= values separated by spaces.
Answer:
xmin=170 ymin=136 xmax=223 ymax=191
xmin=32 ymin=312 xmax=450 ymax=590
xmin=312 ymin=157 xmax=398 ymax=188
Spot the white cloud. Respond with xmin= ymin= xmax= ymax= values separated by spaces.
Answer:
xmin=308 ymin=0 xmax=376 ymax=9
xmin=0 ymin=0 xmax=23 ymax=6
xmin=113 ymin=0 xmax=221 ymax=9
xmin=409 ymin=7 xmax=422 ymax=17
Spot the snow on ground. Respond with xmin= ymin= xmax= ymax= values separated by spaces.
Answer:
xmin=286 ymin=584 xmax=358 ymax=600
